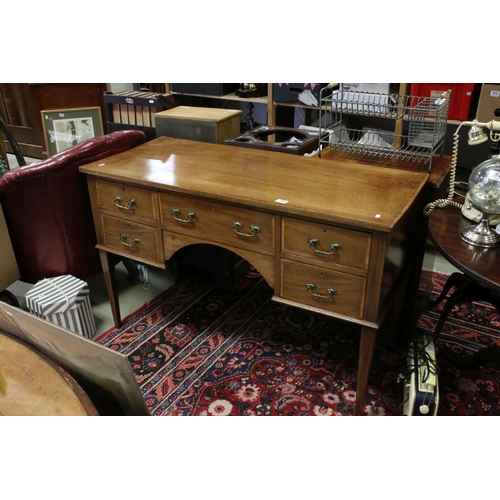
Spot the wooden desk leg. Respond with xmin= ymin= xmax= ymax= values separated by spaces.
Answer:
xmin=355 ymin=326 xmax=378 ymax=416
xmin=99 ymin=250 xmax=122 ymax=329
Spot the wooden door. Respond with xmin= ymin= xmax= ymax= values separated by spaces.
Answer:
xmin=0 ymin=83 xmax=44 ymax=158
xmin=0 ymin=83 xmax=107 ymax=159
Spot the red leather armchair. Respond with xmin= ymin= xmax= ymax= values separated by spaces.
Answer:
xmin=0 ymin=130 xmax=147 ymax=284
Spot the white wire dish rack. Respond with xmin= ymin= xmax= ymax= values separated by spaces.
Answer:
xmin=318 ymin=88 xmax=451 ymax=171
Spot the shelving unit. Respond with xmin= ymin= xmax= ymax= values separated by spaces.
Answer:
xmin=169 ymin=84 xmax=273 ymax=128
xmin=103 ymin=90 xmax=173 ymax=140
xmin=168 ymin=84 xmax=327 ymax=129
xmin=166 ymin=83 xmax=478 ymax=162
xmin=318 ymin=85 xmax=451 ymax=171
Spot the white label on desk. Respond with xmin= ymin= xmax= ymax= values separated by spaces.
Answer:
xmin=275 ymin=199 xmax=289 ymax=204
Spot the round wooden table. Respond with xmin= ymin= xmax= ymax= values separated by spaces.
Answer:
xmin=427 ymin=204 xmax=500 ymax=366
xmin=428 ymin=204 xmax=500 ymax=293
xmin=0 ymin=331 xmax=98 ymax=416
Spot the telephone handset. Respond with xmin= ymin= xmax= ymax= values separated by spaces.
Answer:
xmin=423 ymin=119 xmax=500 ymax=217
xmin=461 ymin=192 xmax=500 ymax=225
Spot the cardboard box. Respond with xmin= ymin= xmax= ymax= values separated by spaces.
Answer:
xmin=476 ymin=84 xmax=500 ymax=123
xmin=171 ymin=84 xmax=239 ymax=96
xmin=25 ymin=275 xmax=96 ymax=339
xmin=273 ymin=84 xmax=330 ymax=107
xmin=155 ymin=106 xmax=242 ymax=144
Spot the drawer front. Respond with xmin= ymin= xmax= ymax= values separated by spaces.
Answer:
xmin=280 ymin=260 xmax=365 ymax=319
xmin=282 ymin=217 xmax=371 ymax=271
xmin=159 ymin=193 xmax=274 ymax=250
xmin=96 ymin=180 xmax=156 ymax=222
xmin=101 ymin=214 xmax=161 ymax=263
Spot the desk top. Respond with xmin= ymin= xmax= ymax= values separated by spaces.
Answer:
xmin=0 ymin=331 xmax=98 ymax=416
xmin=80 ymin=136 xmax=429 ymax=233
xmin=319 ymin=150 xmax=452 ymax=189
xmin=428 ymin=204 xmax=500 ymax=294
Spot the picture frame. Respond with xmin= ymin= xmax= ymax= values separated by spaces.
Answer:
xmin=41 ymin=107 xmax=103 ymax=156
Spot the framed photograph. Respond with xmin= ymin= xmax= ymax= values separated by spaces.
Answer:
xmin=41 ymin=107 xmax=103 ymax=156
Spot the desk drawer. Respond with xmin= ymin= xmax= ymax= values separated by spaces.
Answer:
xmin=280 ymin=260 xmax=365 ymax=319
xmin=282 ymin=217 xmax=371 ymax=271
xmin=101 ymin=214 xmax=161 ymax=263
xmin=159 ymin=193 xmax=275 ymax=250
xmin=95 ymin=180 xmax=156 ymax=222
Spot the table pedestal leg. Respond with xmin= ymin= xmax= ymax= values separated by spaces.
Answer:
xmin=431 ymin=271 xmax=500 ymax=368
xmin=431 ymin=272 xmax=464 ymax=308
xmin=432 ymin=272 xmax=500 ymax=342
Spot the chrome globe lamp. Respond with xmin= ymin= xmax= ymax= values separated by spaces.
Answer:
xmin=461 ymin=157 xmax=500 ymax=247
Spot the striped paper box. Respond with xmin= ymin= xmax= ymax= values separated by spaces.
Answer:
xmin=25 ymin=275 xmax=96 ymax=339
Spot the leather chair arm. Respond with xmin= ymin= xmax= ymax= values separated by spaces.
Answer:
xmin=0 ymin=130 xmax=146 ymax=194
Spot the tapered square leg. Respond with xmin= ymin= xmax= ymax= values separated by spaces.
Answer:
xmin=356 ymin=326 xmax=378 ymax=416
xmin=99 ymin=250 xmax=122 ymax=329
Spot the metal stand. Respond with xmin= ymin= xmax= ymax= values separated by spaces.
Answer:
xmin=461 ymin=214 xmax=500 ymax=247
xmin=431 ymin=272 xmax=500 ymax=368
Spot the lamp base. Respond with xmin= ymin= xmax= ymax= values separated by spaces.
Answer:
xmin=461 ymin=217 xmax=500 ymax=247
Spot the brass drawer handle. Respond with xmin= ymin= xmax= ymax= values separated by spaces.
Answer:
xmin=114 ymin=195 xmax=136 ymax=210
xmin=171 ymin=208 xmax=196 ymax=223
xmin=233 ymin=221 xmax=261 ymax=238
xmin=305 ymin=282 xmax=337 ymax=299
xmin=308 ymin=237 xmax=342 ymax=255
xmin=119 ymin=233 xmax=140 ymax=248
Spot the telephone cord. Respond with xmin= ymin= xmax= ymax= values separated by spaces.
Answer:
xmin=423 ymin=124 xmax=464 ymax=217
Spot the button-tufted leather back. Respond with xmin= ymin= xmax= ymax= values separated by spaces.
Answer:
xmin=0 ymin=130 xmax=147 ymax=284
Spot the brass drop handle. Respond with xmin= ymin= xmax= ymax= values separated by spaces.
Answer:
xmin=114 ymin=195 xmax=136 ymax=210
xmin=119 ymin=233 xmax=140 ymax=248
xmin=305 ymin=282 xmax=337 ymax=299
xmin=308 ymin=237 xmax=342 ymax=255
xmin=171 ymin=208 xmax=196 ymax=223
xmin=232 ymin=221 xmax=261 ymax=238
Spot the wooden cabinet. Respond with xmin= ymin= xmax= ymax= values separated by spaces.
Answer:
xmin=0 ymin=83 xmax=107 ymax=158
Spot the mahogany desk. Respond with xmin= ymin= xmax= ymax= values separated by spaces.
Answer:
xmin=80 ymin=137 xmax=430 ymax=416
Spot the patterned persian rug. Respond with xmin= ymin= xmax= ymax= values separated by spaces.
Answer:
xmin=95 ymin=267 xmax=500 ymax=416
